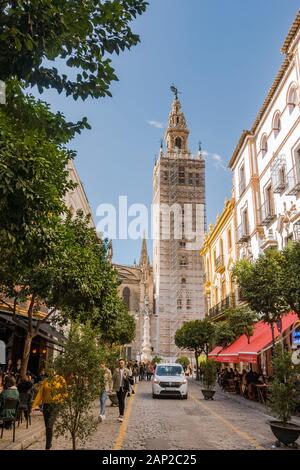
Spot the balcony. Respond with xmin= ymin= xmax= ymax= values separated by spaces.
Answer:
xmin=237 ymin=223 xmax=250 ymax=243
xmin=208 ymin=295 xmax=236 ymax=319
xmin=215 ymin=255 xmax=225 ymax=273
xmin=271 ymin=156 xmax=287 ymax=193
xmin=293 ymin=221 xmax=300 ymax=241
xmin=259 ymin=230 xmax=278 ymax=251
xmin=286 ymin=164 xmax=300 ymax=195
xmin=258 ymin=200 xmax=276 ymax=226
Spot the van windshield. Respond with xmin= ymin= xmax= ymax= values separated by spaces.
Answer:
xmin=155 ymin=365 xmax=183 ymax=376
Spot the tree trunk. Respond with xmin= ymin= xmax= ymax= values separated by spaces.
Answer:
xmin=270 ymin=323 xmax=275 ymax=355
xmin=21 ymin=332 xmax=33 ymax=378
xmin=195 ymin=352 xmax=200 ymax=381
xmin=72 ymin=433 xmax=76 ymax=451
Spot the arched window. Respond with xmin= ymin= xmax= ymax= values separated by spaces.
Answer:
xmin=175 ymin=137 xmax=182 ymax=149
xmin=260 ymin=134 xmax=268 ymax=157
xmin=287 ymin=84 xmax=298 ymax=113
xmin=181 ymin=277 xmax=186 ymax=286
xmin=122 ymin=287 xmax=130 ymax=309
xmin=273 ymin=112 xmax=281 ymax=138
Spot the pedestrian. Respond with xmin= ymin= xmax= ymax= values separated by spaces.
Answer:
xmin=32 ymin=371 xmax=67 ymax=450
xmin=127 ymin=361 xmax=135 ymax=396
xmin=99 ymin=361 xmax=112 ymax=422
xmin=112 ymin=358 xmax=130 ymax=423
xmin=0 ymin=375 xmax=19 ymax=429
xmin=132 ymin=360 xmax=139 ymax=383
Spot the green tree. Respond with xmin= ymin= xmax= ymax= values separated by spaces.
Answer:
xmin=152 ymin=356 xmax=162 ymax=365
xmin=225 ymin=306 xmax=257 ymax=343
xmin=233 ymin=249 xmax=288 ymax=348
xmin=214 ymin=321 xmax=236 ymax=348
xmin=52 ymin=322 xmax=104 ymax=450
xmin=281 ymin=241 xmax=300 ymax=319
xmin=176 ymin=356 xmax=190 ymax=371
xmin=0 ymin=210 xmax=122 ymax=377
xmin=175 ymin=319 xmax=216 ymax=380
xmin=269 ymin=344 xmax=299 ymax=424
xmin=0 ymin=0 xmax=147 ymax=100
xmin=201 ymin=360 xmax=218 ymax=391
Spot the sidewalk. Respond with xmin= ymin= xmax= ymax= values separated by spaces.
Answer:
xmin=0 ymin=411 xmax=45 ymax=450
xmin=191 ymin=378 xmax=300 ymax=426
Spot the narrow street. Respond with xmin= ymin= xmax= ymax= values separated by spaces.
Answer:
xmin=28 ymin=380 xmax=284 ymax=451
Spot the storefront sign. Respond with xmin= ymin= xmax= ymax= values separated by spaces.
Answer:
xmin=292 ymin=327 xmax=300 ymax=346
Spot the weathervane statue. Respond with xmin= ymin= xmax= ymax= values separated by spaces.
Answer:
xmin=170 ymin=83 xmax=180 ymax=100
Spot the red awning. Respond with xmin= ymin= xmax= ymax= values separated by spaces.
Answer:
xmin=214 ymin=333 xmax=250 ymax=363
xmin=238 ymin=312 xmax=298 ymax=363
xmin=208 ymin=346 xmax=223 ymax=358
xmin=209 ymin=311 xmax=298 ymax=365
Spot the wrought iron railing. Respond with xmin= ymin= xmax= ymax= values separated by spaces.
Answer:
xmin=258 ymin=200 xmax=276 ymax=226
xmin=208 ymin=294 xmax=236 ymax=318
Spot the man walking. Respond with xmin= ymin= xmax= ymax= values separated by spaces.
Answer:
xmin=99 ymin=361 xmax=112 ymax=422
xmin=112 ymin=358 xmax=130 ymax=423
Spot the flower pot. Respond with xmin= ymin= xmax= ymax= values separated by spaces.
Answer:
xmin=268 ymin=420 xmax=300 ymax=447
xmin=108 ymin=393 xmax=119 ymax=406
xmin=201 ymin=389 xmax=215 ymax=400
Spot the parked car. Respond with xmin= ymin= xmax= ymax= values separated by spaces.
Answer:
xmin=152 ymin=363 xmax=188 ymax=399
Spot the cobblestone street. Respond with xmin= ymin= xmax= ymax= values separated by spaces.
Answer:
xmin=27 ymin=380 xmax=296 ymax=451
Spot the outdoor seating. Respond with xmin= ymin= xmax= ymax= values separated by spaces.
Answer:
xmin=0 ymin=397 xmax=19 ymax=443
xmin=17 ymin=391 xmax=32 ymax=429
xmin=226 ymin=379 xmax=236 ymax=393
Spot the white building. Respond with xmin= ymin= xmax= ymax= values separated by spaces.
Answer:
xmin=229 ymin=12 xmax=300 ymax=261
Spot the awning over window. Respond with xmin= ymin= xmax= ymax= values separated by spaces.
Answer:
xmin=208 ymin=312 xmax=298 ymax=364
xmin=0 ymin=310 xmax=66 ymax=346
xmin=238 ymin=312 xmax=298 ymax=363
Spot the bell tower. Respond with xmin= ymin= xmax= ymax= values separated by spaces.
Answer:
xmin=152 ymin=86 xmax=206 ymax=361
xmin=165 ymin=95 xmax=189 ymax=155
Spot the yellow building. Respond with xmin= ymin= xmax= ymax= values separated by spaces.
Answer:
xmin=200 ymin=199 xmax=237 ymax=321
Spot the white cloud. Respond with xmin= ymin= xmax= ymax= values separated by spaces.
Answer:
xmin=202 ymin=150 xmax=228 ymax=172
xmin=147 ymin=120 xmax=164 ymax=129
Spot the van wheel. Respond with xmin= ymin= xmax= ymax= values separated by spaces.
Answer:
xmin=182 ymin=394 xmax=188 ymax=400
xmin=152 ymin=393 xmax=158 ymax=399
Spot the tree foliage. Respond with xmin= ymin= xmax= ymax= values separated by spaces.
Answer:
xmin=175 ymin=356 xmax=189 ymax=371
xmin=268 ymin=344 xmax=299 ymax=424
xmin=224 ymin=306 xmax=257 ymax=343
xmin=233 ymin=249 xmax=288 ymax=326
xmin=52 ymin=322 xmax=104 ymax=450
xmin=281 ymin=241 xmax=300 ymax=319
xmin=0 ymin=0 xmax=148 ymax=100
xmin=175 ymin=319 xmax=216 ymax=380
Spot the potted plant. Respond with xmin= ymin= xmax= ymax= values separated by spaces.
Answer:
xmin=201 ymin=359 xmax=218 ymax=400
xmin=268 ymin=345 xmax=300 ymax=448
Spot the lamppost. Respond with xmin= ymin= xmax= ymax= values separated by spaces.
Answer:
xmin=141 ymin=296 xmax=152 ymax=362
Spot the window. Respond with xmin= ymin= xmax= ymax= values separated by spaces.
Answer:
xmin=220 ymin=239 xmax=224 ymax=256
xmin=179 ymin=240 xmax=186 ymax=248
xmin=195 ymin=173 xmax=200 ymax=186
xmin=163 ymin=171 xmax=168 ymax=182
xmin=122 ymin=287 xmax=130 ymax=309
xmin=177 ymin=297 xmax=182 ymax=310
xmin=260 ymin=134 xmax=268 ymax=157
xmin=186 ymin=297 xmax=192 ymax=310
xmin=228 ymin=229 xmax=232 ymax=251
xmin=181 ymin=277 xmax=186 ymax=286
xmin=265 ymin=185 xmax=274 ymax=215
xmin=178 ymin=166 xmax=185 ymax=184
xmin=287 ymin=84 xmax=298 ymax=113
xmin=175 ymin=137 xmax=182 ymax=149
xmin=180 ymin=256 xmax=188 ymax=267
xmin=239 ymin=164 xmax=246 ymax=195
xmin=188 ymin=173 xmax=193 ymax=185
xmin=241 ymin=208 xmax=249 ymax=236
xmin=273 ymin=112 xmax=281 ymax=138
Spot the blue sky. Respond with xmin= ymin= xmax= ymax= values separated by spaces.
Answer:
xmin=33 ymin=0 xmax=299 ymax=265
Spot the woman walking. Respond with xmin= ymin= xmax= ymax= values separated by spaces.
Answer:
xmin=112 ymin=358 xmax=130 ymax=423
xmin=99 ymin=361 xmax=112 ymax=422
